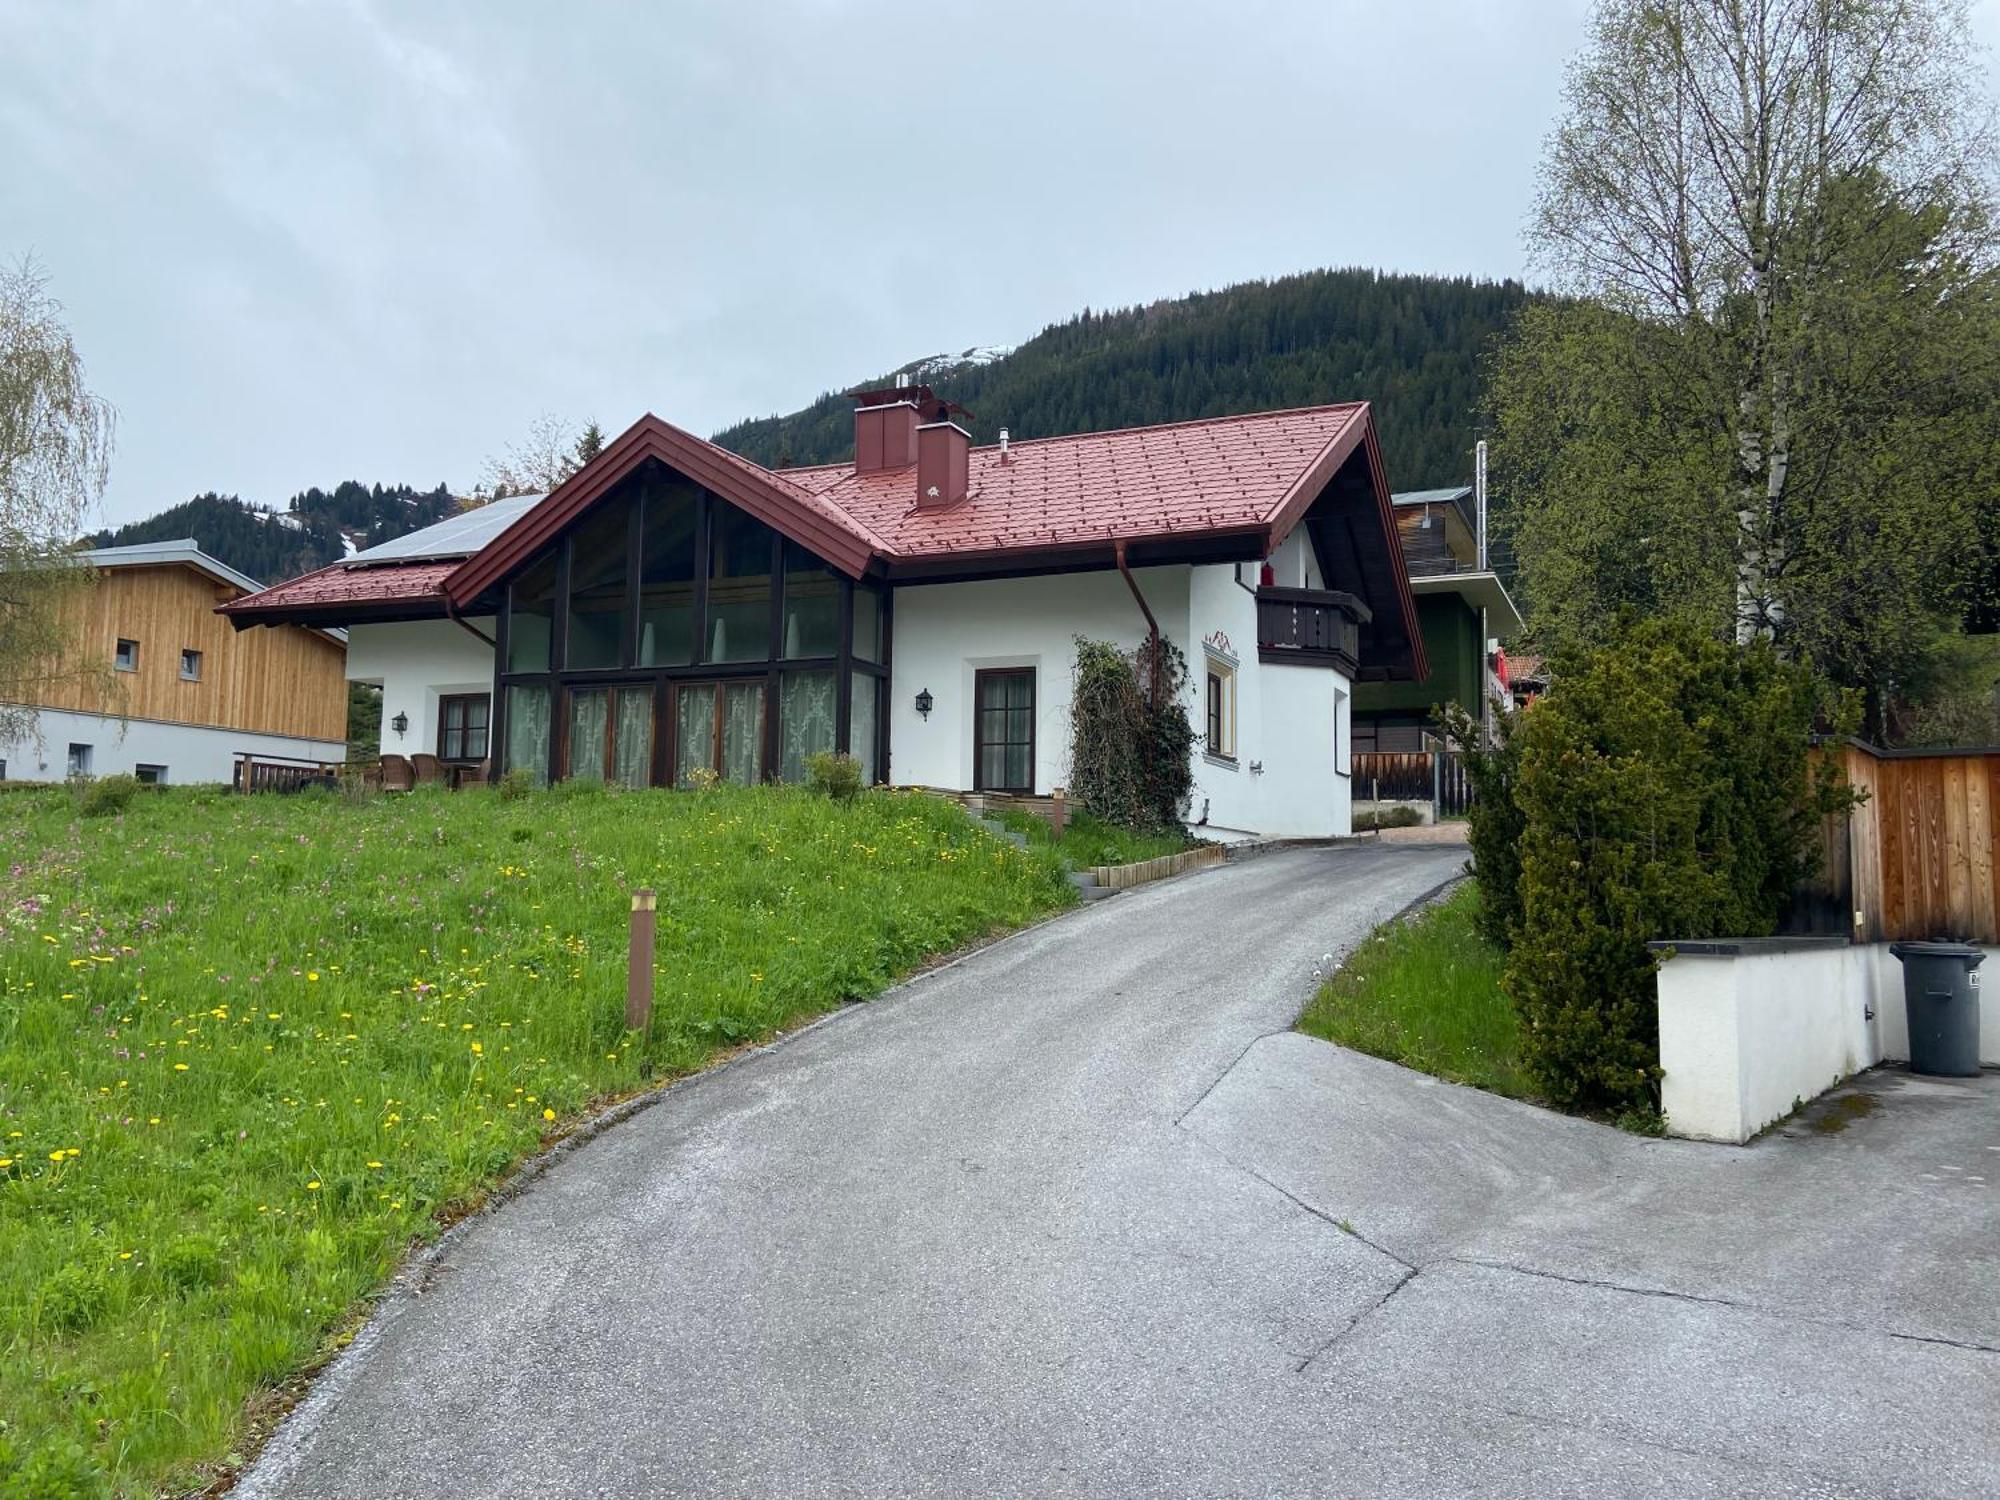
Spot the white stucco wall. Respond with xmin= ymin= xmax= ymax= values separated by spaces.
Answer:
xmin=1656 ymin=940 xmax=1996 ymax=1144
xmin=890 ymin=563 xmax=1352 ymax=839
xmin=344 ymin=618 xmax=496 ymax=759
xmin=1185 ymin=563 xmax=1351 ymax=838
xmin=0 ymin=707 xmax=344 ymax=784
xmin=889 ymin=568 xmax=1193 ymax=797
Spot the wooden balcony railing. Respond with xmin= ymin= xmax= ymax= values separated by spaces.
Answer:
xmin=1255 ymin=586 xmax=1366 ymax=672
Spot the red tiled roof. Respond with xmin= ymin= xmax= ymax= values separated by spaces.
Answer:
xmin=224 ymin=404 xmax=1398 ymax=649
xmin=779 ymin=404 xmax=1368 ymax=560
xmin=221 ymin=559 xmax=458 ymax=621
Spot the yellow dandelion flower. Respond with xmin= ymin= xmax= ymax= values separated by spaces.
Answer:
xmin=173 ymin=1062 xmax=189 ymax=1071
xmin=0 ymin=1158 xmax=12 ymax=1169
xmin=307 ymin=971 xmax=319 ymax=981
xmin=306 ymin=1180 xmax=321 ymax=1191
xmin=542 ymin=1108 xmax=555 ymax=1122
xmin=366 ymin=1160 xmax=383 ymax=1169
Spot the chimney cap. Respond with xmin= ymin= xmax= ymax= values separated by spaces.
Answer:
xmin=848 ymin=383 xmax=972 ymax=425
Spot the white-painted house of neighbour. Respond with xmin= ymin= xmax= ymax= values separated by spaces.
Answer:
xmin=2 ymin=540 xmax=348 ymax=785
xmin=224 ymin=392 xmax=1427 ymax=839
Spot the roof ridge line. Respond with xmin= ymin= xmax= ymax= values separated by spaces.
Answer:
xmin=769 ymin=401 xmax=1369 ymax=479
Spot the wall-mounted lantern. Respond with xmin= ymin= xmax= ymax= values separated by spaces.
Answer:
xmin=914 ymin=688 xmax=933 ymax=721
xmin=391 ymin=711 xmax=409 ymax=738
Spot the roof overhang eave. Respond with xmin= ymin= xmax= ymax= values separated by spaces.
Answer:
xmin=1408 ymin=571 xmax=1526 ymax=638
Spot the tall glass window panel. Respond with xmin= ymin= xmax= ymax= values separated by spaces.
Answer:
xmin=849 ymin=673 xmax=880 ymax=785
xmin=566 ymin=494 xmax=633 ymax=670
xmin=506 ymin=553 xmax=557 ymax=673
xmin=721 ymin=682 xmax=764 ymax=784
xmin=614 ymin=687 xmax=654 ymax=789
xmin=781 ymin=541 xmax=841 ymax=660
xmin=675 ymin=683 xmax=717 ymax=786
xmin=707 ymin=504 xmax=773 ymax=663
xmin=851 ymin=585 xmax=883 ymax=663
xmin=505 ymin=685 xmax=552 ymax=784
xmin=566 ymin=689 xmax=609 ymax=780
xmin=975 ymin=669 xmax=1034 ymax=792
xmin=779 ymin=670 xmax=837 ymax=782
xmin=639 ymin=475 xmax=698 ymax=667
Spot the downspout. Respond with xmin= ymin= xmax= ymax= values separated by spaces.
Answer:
xmin=444 ymin=593 xmax=498 ymax=650
xmin=1114 ymin=539 xmax=1163 ymax=704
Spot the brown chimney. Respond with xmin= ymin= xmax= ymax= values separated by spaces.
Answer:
xmin=851 ymin=387 xmax=924 ymax=473
xmin=917 ymin=419 xmax=970 ymax=509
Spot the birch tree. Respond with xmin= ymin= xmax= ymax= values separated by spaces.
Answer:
xmin=0 ymin=260 xmax=115 ymax=743
xmin=1498 ymin=0 xmax=2000 ymax=728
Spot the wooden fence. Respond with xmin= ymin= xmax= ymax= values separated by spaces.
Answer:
xmin=233 ymin=754 xmax=342 ymax=794
xmin=1352 ymin=751 xmax=1476 ymax=817
xmin=1803 ymin=741 xmax=2000 ymax=943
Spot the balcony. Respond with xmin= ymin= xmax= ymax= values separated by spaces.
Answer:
xmin=1255 ymin=586 xmax=1367 ymax=674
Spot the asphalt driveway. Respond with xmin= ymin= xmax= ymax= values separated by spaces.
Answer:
xmin=241 ymin=844 xmax=2000 ymax=1499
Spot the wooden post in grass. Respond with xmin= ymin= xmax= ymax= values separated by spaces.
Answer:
xmin=626 ymin=889 xmax=656 ymax=1032
xmin=1051 ymin=786 xmax=1068 ymax=839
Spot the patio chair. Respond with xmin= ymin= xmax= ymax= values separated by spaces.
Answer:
xmin=453 ymin=759 xmax=492 ymax=788
xmin=410 ymin=754 xmax=445 ymax=786
xmin=378 ymin=753 xmax=416 ymax=792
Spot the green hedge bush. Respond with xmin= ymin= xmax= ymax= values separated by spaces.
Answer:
xmin=1476 ymin=621 xmax=1853 ymax=1112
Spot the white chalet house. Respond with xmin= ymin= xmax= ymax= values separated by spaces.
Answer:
xmin=223 ymin=391 xmax=1427 ymax=838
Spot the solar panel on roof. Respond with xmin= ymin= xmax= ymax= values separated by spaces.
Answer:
xmin=344 ymin=494 xmax=544 ymax=565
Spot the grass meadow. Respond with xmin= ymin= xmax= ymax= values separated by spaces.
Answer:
xmin=988 ymin=805 xmax=1194 ymax=869
xmin=1296 ymin=880 xmax=1530 ymax=1100
xmin=0 ymin=781 xmax=1070 ymax=1497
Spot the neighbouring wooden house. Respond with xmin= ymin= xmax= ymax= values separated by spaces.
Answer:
xmin=221 ymin=393 xmax=1426 ymax=838
xmin=1350 ymin=484 xmax=1524 ymax=752
xmin=0 ymin=539 xmax=348 ymax=784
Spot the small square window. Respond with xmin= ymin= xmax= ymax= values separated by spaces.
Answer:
xmin=135 ymin=764 xmax=167 ymax=785
xmin=180 ymin=649 xmax=203 ymax=682
xmin=114 ymin=638 xmax=139 ymax=672
xmin=67 ymin=743 xmax=92 ymax=776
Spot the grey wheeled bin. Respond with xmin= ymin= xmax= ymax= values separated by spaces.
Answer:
xmin=1887 ymin=942 xmax=1984 ymax=1077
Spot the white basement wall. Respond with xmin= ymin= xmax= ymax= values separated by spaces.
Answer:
xmin=0 ymin=708 xmax=344 ymax=784
xmin=344 ymin=618 xmax=496 ymax=759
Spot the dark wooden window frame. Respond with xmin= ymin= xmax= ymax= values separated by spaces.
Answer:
xmin=973 ymin=667 xmax=1036 ymax=794
xmin=490 ymin=463 xmax=891 ymax=788
xmin=437 ymin=692 xmax=492 ymax=763
xmin=114 ymin=638 xmax=139 ymax=672
xmin=557 ymin=681 xmax=655 ymax=784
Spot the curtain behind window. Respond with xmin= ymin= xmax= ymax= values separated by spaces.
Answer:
xmin=505 ymin=685 xmax=552 ymax=785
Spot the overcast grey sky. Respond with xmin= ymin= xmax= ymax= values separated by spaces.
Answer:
xmin=4 ymin=1 xmax=1997 ymax=527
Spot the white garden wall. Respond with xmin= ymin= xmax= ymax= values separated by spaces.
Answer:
xmin=344 ymin=618 xmax=496 ymax=760
xmin=1655 ymin=938 xmax=1996 ymax=1144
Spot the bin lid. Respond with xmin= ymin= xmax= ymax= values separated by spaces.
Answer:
xmin=1888 ymin=941 xmax=1986 ymax=962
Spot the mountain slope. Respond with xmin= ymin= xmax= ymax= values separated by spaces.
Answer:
xmin=89 ymin=481 xmax=458 ymax=585
xmin=713 ymin=267 xmax=1535 ymax=488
